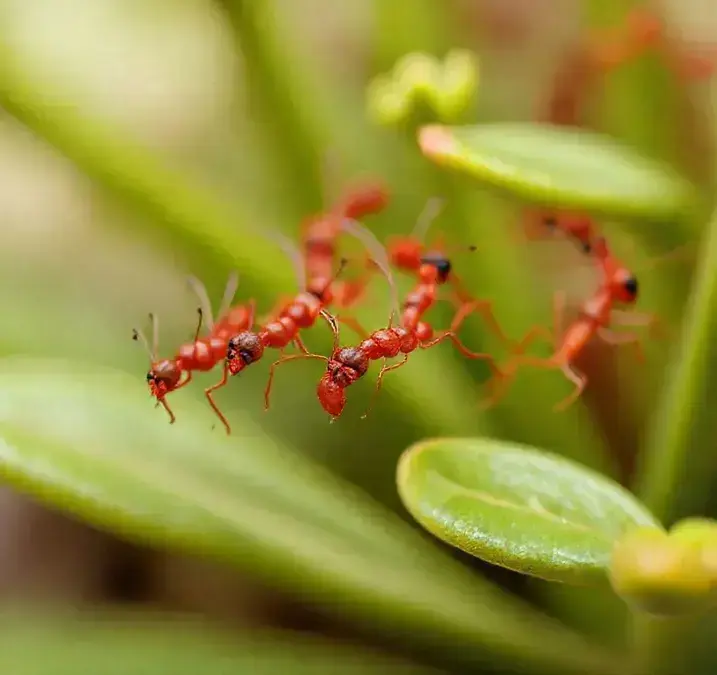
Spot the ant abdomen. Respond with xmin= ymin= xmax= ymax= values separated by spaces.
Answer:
xmin=415 ymin=321 xmax=433 ymax=342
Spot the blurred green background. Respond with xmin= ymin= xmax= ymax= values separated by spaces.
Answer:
xmin=0 ymin=0 xmax=715 ymax=673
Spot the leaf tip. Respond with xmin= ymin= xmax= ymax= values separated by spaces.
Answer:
xmin=417 ymin=125 xmax=457 ymax=162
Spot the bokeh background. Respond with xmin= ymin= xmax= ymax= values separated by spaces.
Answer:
xmin=0 ymin=0 xmax=715 ymax=672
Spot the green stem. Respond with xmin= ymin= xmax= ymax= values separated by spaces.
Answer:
xmin=0 ymin=39 xmax=289 ymax=298
xmin=634 ymin=194 xmax=717 ymax=524
xmin=631 ymin=612 xmax=699 ymax=675
xmin=217 ymin=0 xmax=324 ymax=212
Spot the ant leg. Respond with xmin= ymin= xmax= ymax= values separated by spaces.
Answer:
xmin=293 ymin=334 xmax=310 ymax=355
xmin=336 ymin=314 xmax=369 ymax=339
xmin=612 ymin=309 xmax=664 ymax=340
xmin=158 ymin=398 xmax=176 ymax=425
xmin=554 ymin=363 xmax=588 ymax=412
xmin=449 ymin=299 xmax=515 ymax=349
xmin=174 ymin=371 xmax=193 ymax=391
xmin=362 ymin=354 xmax=409 ymax=420
xmin=205 ymin=365 xmax=232 ymax=435
xmin=598 ymin=327 xmax=646 ymax=363
xmin=318 ymin=309 xmax=341 ymax=352
xmin=422 ymin=331 xmax=503 ymax=378
xmin=264 ymin=353 xmax=328 ymax=410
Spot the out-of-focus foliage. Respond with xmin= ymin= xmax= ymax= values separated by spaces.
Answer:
xmin=0 ymin=0 xmax=714 ymax=673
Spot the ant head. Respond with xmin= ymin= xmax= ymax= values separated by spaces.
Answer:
xmin=610 ymin=267 xmax=639 ymax=304
xmin=317 ymin=373 xmax=347 ymax=417
xmin=227 ymin=332 xmax=264 ymax=375
xmin=146 ymin=359 xmax=181 ymax=399
xmin=419 ymin=251 xmax=452 ymax=283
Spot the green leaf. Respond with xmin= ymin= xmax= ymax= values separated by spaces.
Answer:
xmin=0 ymin=357 xmax=623 ymax=675
xmin=397 ymin=437 xmax=662 ymax=584
xmin=0 ymin=611 xmax=437 ymax=675
xmin=417 ymin=123 xmax=697 ymax=222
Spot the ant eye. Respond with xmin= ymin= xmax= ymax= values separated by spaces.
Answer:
xmin=146 ymin=373 xmax=153 ymax=382
xmin=624 ymin=276 xmax=638 ymax=298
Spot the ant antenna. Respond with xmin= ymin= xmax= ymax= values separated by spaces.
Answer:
xmin=319 ymin=308 xmax=341 ymax=352
xmin=340 ymin=218 xmax=399 ymax=323
xmin=217 ymin=271 xmax=240 ymax=320
xmin=149 ymin=312 xmax=159 ymax=362
xmin=193 ymin=308 xmax=204 ymax=342
xmin=411 ymin=197 xmax=445 ymax=242
xmin=132 ymin=327 xmax=154 ymax=362
xmin=318 ymin=257 xmax=349 ymax=297
xmin=186 ymin=276 xmax=215 ymax=333
xmin=320 ymin=148 xmax=342 ymax=212
xmin=266 ymin=229 xmax=307 ymax=292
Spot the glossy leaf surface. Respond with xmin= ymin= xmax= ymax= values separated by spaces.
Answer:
xmin=397 ymin=437 xmax=662 ymax=584
xmin=0 ymin=357 xmax=621 ymax=675
xmin=0 ymin=611 xmax=436 ymax=675
xmin=418 ymin=123 xmax=696 ymax=221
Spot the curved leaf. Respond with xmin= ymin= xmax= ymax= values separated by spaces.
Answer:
xmin=418 ymin=123 xmax=697 ymax=222
xmin=397 ymin=437 xmax=662 ymax=584
xmin=0 ymin=357 xmax=622 ymax=675
xmin=0 ymin=611 xmax=438 ymax=675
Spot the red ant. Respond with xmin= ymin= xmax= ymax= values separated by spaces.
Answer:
xmin=205 ymin=222 xmax=385 ymax=434
xmin=132 ymin=272 xmax=255 ymax=424
xmin=302 ymin=180 xmax=389 ymax=307
xmin=263 ymin=221 xmax=512 ymax=419
xmin=544 ymin=6 xmax=715 ymax=126
xmin=382 ymin=198 xmax=478 ymax=306
xmin=484 ymin=236 xmax=659 ymax=411
xmin=518 ymin=209 xmax=598 ymax=255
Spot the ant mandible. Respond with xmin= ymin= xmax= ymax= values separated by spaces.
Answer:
xmin=484 ymin=236 xmax=658 ymax=410
xmin=263 ymin=220 xmax=508 ymax=419
xmin=132 ymin=272 xmax=255 ymax=424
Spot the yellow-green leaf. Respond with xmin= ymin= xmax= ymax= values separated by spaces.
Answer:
xmin=397 ymin=437 xmax=662 ymax=584
xmin=418 ymin=123 xmax=697 ymax=222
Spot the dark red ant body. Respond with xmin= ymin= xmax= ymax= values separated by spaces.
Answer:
xmin=133 ymin=273 xmax=254 ymax=424
xmin=302 ymin=181 xmax=389 ymax=307
xmin=205 ymin=220 xmax=387 ymax=434
xmin=263 ymin=222 xmax=512 ymax=419
xmin=485 ymin=236 xmax=657 ymax=410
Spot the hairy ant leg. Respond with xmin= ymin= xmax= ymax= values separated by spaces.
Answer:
xmin=264 ymin=353 xmax=329 ymax=411
xmin=555 ymin=364 xmax=588 ymax=411
xmin=204 ymin=365 xmax=231 ymax=435
xmin=597 ymin=327 xmax=646 ymax=363
xmin=449 ymin=298 xmax=516 ymax=351
xmin=361 ymin=354 xmax=410 ymax=420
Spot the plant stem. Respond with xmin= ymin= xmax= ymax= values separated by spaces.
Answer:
xmin=217 ymin=0 xmax=324 ymax=213
xmin=0 ymin=38 xmax=289 ymax=297
xmin=631 ymin=612 xmax=700 ymax=675
xmin=634 ymin=185 xmax=717 ymax=524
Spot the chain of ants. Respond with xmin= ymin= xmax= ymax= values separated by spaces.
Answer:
xmin=133 ymin=7 xmax=705 ymax=434
xmin=133 ymin=186 xmax=654 ymax=434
